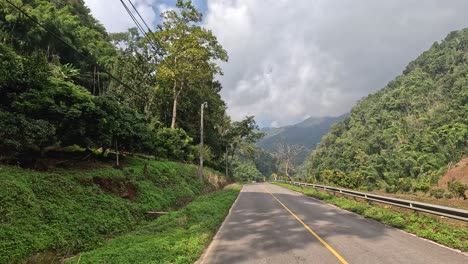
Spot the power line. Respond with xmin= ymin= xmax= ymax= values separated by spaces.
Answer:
xmin=127 ymin=0 xmax=153 ymax=34
xmin=4 ymin=0 xmax=147 ymax=100
xmin=120 ymin=0 xmax=159 ymax=52
xmin=119 ymin=0 xmax=164 ymax=92
xmin=121 ymin=0 xmax=184 ymax=86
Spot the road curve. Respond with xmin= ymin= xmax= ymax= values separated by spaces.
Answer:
xmin=198 ymin=183 xmax=468 ymax=264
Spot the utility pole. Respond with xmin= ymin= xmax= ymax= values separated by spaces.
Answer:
xmin=225 ymin=145 xmax=228 ymax=178
xmin=198 ymin=102 xmax=208 ymax=185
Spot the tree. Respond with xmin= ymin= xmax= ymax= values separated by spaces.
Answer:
xmin=255 ymin=149 xmax=277 ymax=177
xmin=154 ymin=0 xmax=228 ymax=129
xmin=226 ymin=116 xmax=264 ymax=161
xmin=275 ymin=142 xmax=304 ymax=177
xmin=108 ymin=28 xmax=159 ymax=124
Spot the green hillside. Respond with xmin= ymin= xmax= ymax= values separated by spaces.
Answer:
xmin=258 ymin=115 xmax=346 ymax=164
xmin=0 ymin=158 xmax=227 ymax=263
xmin=308 ymin=29 xmax=468 ymax=191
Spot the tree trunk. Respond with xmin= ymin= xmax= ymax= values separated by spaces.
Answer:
xmin=115 ymin=139 xmax=119 ymax=167
xmin=170 ymin=81 xmax=179 ymax=129
xmin=170 ymin=95 xmax=178 ymax=129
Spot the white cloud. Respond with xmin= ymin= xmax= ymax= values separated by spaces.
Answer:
xmin=84 ymin=0 xmax=157 ymax=33
xmin=84 ymin=0 xmax=468 ymax=127
xmin=204 ymin=0 xmax=468 ymax=126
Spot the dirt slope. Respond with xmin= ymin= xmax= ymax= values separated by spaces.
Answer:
xmin=438 ymin=157 xmax=468 ymax=188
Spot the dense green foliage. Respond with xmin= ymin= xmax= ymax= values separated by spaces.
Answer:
xmin=231 ymin=160 xmax=264 ymax=182
xmin=0 ymin=0 xmax=235 ymax=171
xmin=0 ymin=40 xmax=150 ymax=157
xmin=65 ymin=186 xmax=240 ymax=264
xmin=274 ymin=183 xmax=468 ymax=251
xmin=0 ymin=158 xmax=227 ymax=263
xmin=152 ymin=128 xmax=195 ymax=161
xmin=308 ymin=29 xmax=468 ymax=191
xmin=254 ymin=149 xmax=277 ymax=178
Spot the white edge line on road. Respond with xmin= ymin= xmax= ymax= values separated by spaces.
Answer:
xmin=270 ymin=183 xmax=468 ymax=257
xmin=196 ymin=185 xmax=245 ymax=264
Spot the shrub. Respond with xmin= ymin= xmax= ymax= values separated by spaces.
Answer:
xmin=412 ymin=180 xmax=430 ymax=193
xmin=0 ymin=110 xmax=56 ymax=154
xmin=270 ymin=173 xmax=278 ymax=181
xmin=152 ymin=128 xmax=195 ymax=161
xmin=447 ymin=181 xmax=467 ymax=200
xmin=231 ymin=161 xmax=262 ymax=182
xmin=91 ymin=96 xmax=150 ymax=153
xmin=397 ymin=178 xmax=412 ymax=192
xmin=430 ymin=188 xmax=444 ymax=199
xmin=444 ymin=192 xmax=453 ymax=199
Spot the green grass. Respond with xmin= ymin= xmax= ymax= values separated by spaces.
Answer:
xmin=0 ymin=158 xmax=226 ymax=263
xmin=65 ymin=186 xmax=241 ymax=264
xmin=273 ymin=182 xmax=468 ymax=251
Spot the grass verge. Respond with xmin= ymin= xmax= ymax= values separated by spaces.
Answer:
xmin=65 ymin=185 xmax=241 ymax=264
xmin=0 ymin=157 xmax=227 ymax=263
xmin=273 ymin=182 xmax=468 ymax=251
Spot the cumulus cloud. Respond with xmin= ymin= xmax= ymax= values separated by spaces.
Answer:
xmin=204 ymin=0 xmax=468 ymax=126
xmin=84 ymin=0 xmax=468 ymax=127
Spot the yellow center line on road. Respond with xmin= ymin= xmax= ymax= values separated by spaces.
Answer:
xmin=263 ymin=186 xmax=349 ymax=264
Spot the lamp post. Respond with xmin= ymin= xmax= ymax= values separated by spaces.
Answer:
xmin=198 ymin=102 xmax=208 ymax=185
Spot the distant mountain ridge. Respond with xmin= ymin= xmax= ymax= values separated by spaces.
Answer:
xmin=257 ymin=114 xmax=347 ymax=164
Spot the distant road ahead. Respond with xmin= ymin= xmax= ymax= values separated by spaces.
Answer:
xmin=199 ymin=183 xmax=467 ymax=264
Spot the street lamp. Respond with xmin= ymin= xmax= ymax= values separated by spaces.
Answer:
xmin=198 ymin=102 xmax=208 ymax=185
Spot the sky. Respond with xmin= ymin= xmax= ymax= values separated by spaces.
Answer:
xmin=84 ymin=0 xmax=468 ymax=127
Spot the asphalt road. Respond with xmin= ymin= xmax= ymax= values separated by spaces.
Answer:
xmin=198 ymin=183 xmax=468 ymax=264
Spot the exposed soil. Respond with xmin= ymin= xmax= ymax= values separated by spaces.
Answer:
xmin=92 ymin=177 xmax=137 ymax=200
xmin=438 ymin=157 xmax=468 ymax=188
xmin=364 ymin=157 xmax=468 ymax=210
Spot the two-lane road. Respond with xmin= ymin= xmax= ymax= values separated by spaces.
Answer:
xmin=199 ymin=183 xmax=467 ymax=264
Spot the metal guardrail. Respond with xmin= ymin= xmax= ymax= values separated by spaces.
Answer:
xmin=277 ymin=180 xmax=468 ymax=222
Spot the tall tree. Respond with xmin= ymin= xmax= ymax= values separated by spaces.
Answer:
xmin=108 ymin=28 xmax=159 ymax=124
xmin=275 ymin=142 xmax=304 ymax=177
xmin=228 ymin=117 xmax=263 ymax=158
xmin=154 ymin=0 xmax=228 ymax=129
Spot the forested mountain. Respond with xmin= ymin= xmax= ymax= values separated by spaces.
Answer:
xmin=258 ymin=115 xmax=346 ymax=164
xmin=308 ymin=29 xmax=468 ymax=192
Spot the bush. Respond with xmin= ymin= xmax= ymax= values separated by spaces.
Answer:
xmin=448 ymin=181 xmax=467 ymax=200
xmin=231 ymin=161 xmax=263 ymax=182
xmin=412 ymin=180 xmax=430 ymax=193
xmin=270 ymin=173 xmax=278 ymax=181
xmin=0 ymin=110 xmax=56 ymax=154
xmin=444 ymin=192 xmax=453 ymax=199
xmin=397 ymin=178 xmax=412 ymax=192
xmin=430 ymin=188 xmax=445 ymax=199
xmin=91 ymin=96 xmax=150 ymax=152
xmin=152 ymin=128 xmax=195 ymax=161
